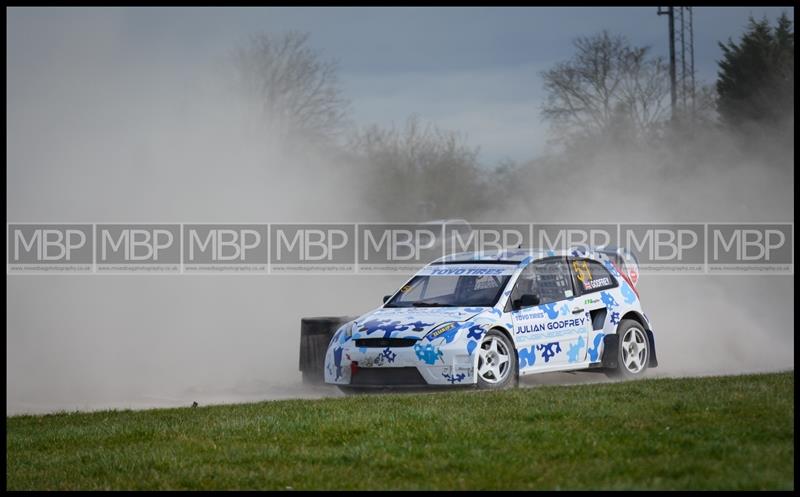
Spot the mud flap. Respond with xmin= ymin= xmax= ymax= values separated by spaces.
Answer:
xmin=601 ymin=334 xmax=619 ymax=369
xmin=299 ymin=316 xmax=355 ymax=384
xmin=646 ymin=329 xmax=659 ymax=368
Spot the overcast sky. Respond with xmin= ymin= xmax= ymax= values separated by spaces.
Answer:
xmin=8 ymin=6 xmax=793 ymax=164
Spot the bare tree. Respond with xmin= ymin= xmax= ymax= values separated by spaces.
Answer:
xmin=541 ymin=31 xmax=670 ymax=143
xmin=232 ymin=31 xmax=349 ymax=142
xmin=349 ymin=115 xmax=488 ymax=221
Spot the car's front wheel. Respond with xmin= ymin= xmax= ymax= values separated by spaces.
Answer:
xmin=476 ymin=330 xmax=517 ymax=389
xmin=606 ymin=319 xmax=649 ymax=379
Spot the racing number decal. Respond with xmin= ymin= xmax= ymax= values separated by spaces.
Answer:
xmin=572 ymin=260 xmax=592 ymax=290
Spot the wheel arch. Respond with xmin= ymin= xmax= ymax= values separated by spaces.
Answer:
xmin=616 ymin=311 xmax=658 ymax=368
xmin=619 ymin=310 xmax=649 ymax=331
xmin=489 ymin=325 xmax=516 ymax=349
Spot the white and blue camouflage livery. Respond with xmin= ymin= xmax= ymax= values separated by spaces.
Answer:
xmin=324 ymin=246 xmax=657 ymax=390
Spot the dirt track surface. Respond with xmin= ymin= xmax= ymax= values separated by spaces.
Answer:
xmin=8 ymin=366 xmax=791 ymax=416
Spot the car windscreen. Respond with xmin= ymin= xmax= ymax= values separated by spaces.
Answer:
xmin=385 ymin=264 xmax=515 ymax=308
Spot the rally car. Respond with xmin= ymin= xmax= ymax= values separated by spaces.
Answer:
xmin=324 ymin=247 xmax=657 ymax=391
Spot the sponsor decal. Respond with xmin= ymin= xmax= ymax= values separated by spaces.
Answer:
xmin=515 ymin=311 xmax=546 ymax=320
xmin=362 ymin=353 xmax=386 ymax=367
xmin=572 ymin=259 xmax=593 ymax=287
xmin=516 ymin=317 xmax=587 ymax=334
xmin=426 ymin=322 xmax=456 ymax=339
xmin=416 ymin=264 xmax=517 ymax=276
xmin=586 ymin=276 xmax=611 ymax=289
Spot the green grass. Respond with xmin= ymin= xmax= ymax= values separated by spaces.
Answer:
xmin=6 ymin=371 xmax=794 ymax=490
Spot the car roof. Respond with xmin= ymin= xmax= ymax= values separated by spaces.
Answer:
xmin=430 ymin=247 xmax=604 ymax=265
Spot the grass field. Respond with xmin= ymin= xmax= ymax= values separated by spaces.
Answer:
xmin=6 ymin=371 xmax=794 ymax=490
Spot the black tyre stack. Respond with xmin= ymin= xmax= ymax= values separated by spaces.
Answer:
xmin=299 ymin=316 xmax=355 ymax=384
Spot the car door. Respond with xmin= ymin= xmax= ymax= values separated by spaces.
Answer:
xmin=568 ymin=257 xmax=620 ymax=363
xmin=509 ymin=257 xmax=591 ymax=370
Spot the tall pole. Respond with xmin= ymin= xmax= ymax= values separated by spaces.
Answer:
xmin=658 ymin=7 xmax=678 ymax=122
xmin=679 ymin=7 xmax=687 ymax=112
xmin=668 ymin=7 xmax=677 ymax=121
xmin=689 ymin=7 xmax=696 ymax=119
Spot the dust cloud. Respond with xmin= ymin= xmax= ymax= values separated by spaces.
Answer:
xmin=480 ymin=123 xmax=794 ymax=381
xmin=6 ymin=9 xmax=792 ymax=415
xmin=6 ymin=9 xmax=409 ymax=415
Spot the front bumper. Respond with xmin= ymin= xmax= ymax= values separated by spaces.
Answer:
xmin=324 ymin=339 xmax=476 ymax=387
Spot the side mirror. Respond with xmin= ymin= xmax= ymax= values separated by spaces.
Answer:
xmin=512 ymin=293 xmax=540 ymax=310
xmin=383 ymin=295 xmax=392 ymax=304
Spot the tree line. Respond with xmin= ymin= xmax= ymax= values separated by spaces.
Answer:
xmin=233 ymin=13 xmax=793 ymax=221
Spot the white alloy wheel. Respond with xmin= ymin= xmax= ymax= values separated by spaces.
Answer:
xmin=477 ymin=334 xmax=512 ymax=384
xmin=621 ymin=325 xmax=648 ymax=374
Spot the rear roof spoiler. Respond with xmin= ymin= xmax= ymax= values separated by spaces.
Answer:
xmin=569 ymin=244 xmax=640 ymax=287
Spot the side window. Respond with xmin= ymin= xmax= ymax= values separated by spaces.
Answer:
xmin=532 ymin=259 xmax=574 ymax=304
xmin=570 ymin=258 xmax=617 ymax=294
xmin=508 ymin=265 xmax=536 ymax=309
xmin=508 ymin=258 xmax=573 ymax=309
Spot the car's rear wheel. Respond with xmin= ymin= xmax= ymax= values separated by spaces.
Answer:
xmin=606 ymin=319 xmax=649 ymax=379
xmin=476 ymin=330 xmax=517 ymax=389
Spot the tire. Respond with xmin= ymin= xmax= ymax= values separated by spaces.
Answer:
xmin=605 ymin=319 xmax=649 ymax=379
xmin=476 ymin=329 xmax=518 ymax=390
